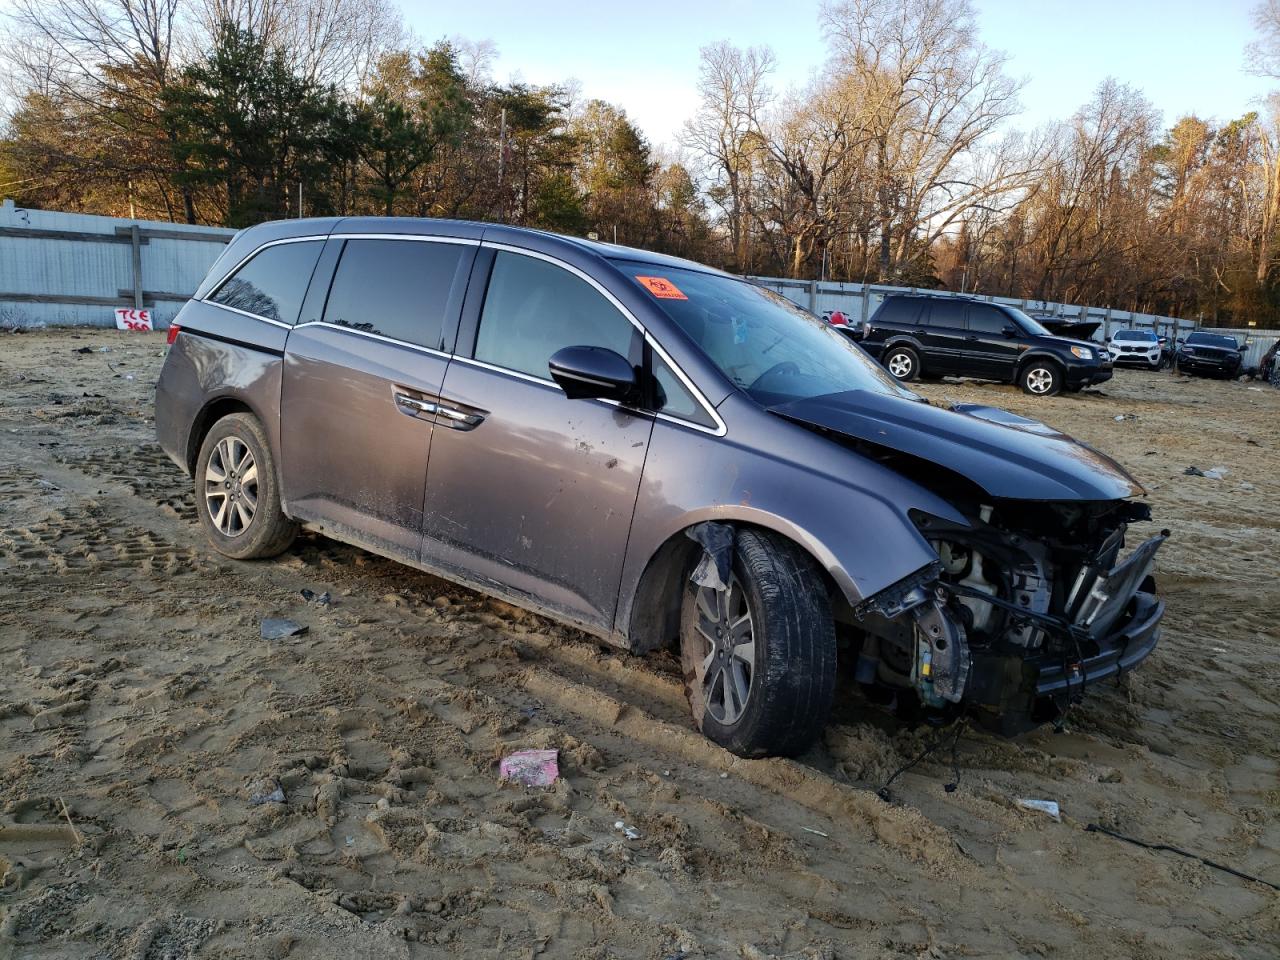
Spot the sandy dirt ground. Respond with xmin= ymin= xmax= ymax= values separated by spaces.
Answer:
xmin=0 ymin=328 xmax=1276 ymax=960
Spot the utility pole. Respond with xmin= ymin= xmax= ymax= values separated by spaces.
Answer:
xmin=497 ymin=107 xmax=507 ymax=223
xmin=298 ymin=181 xmax=303 ymax=219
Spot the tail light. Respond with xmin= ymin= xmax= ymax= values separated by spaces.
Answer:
xmin=166 ymin=323 xmax=181 ymax=345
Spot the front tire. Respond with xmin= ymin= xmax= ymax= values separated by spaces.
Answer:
xmin=195 ymin=412 xmax=297 ymax=560
xmin=679 ymin=529 xmax=836 ymax=758
xmin=882 ymin=345 xmax=922 ymax=382
xmin=1019 ymin=360 xmax=1063 ymax=396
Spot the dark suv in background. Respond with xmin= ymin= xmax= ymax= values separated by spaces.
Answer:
xmin=856 ymin=294 xmax=1112 ymax=396
xmin=1175 ymin=332 xmax=1245 ymax=378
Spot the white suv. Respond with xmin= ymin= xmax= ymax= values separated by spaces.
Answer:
xmin=1106 ymin=329 xmax=1165 ymax=370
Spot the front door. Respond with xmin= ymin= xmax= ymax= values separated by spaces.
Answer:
xmin=965 ymin=304 xmax=1023 ymax=379
xmin=280 ymin=237 xmax=475 ymax=560
xmin=421 ymin=248 xmax=653 ymax=632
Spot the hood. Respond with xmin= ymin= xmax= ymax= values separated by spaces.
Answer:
xmin=1038 ymin=319 xmax=1102 ymax=341
xmin=1040 ymin=334 xmax=1103 ymax=355
xmin=770 ymin=390 xmax=1144 ymax=502
xmin=1182 ymin=342 xmax=1238 ymax=357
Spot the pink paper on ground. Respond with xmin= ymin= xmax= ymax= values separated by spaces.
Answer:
xmin=499 ymin=749 xmax=560 ymax=787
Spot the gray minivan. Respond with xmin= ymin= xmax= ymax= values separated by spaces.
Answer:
xmin=156 ymin=218 xmax=1166 ymax=756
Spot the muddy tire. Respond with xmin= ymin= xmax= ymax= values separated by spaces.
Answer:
xmin=195 ymin=412 xmax=297 ymax=560
xmin=882 ymin=345 xmax=921 ymax=382
xmin=680 ymin=529 xmax=836 ymax=758
xmin=1019 ymin=359 xmax=1063 ymax=396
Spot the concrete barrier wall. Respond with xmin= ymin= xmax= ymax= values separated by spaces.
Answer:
xmin=0 ymin=199 xmax=235 ymax=329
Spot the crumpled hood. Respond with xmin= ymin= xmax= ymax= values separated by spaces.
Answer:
xmin=770 ymin=390 xmax=1144 ymax=501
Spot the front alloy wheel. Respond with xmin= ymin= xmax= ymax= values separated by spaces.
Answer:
xmin=679 ymin=528 xmax=836 ymax=758
xmin=689 ymin=575 xmax=755 ymax=725
xmin=1020 ymin=362 xmax=1062 ymax=396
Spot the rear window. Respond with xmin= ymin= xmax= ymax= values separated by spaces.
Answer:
xmin=323 ymin=239 xmax=465 ymax=349
xmin=209 ymin=240 xmax=322 ymax=324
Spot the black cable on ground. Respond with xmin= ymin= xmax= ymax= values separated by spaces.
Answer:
xmin=1085 ymin=823 xmax=1279 ymax=892
xmin=877 ymin=720 xmax=965 ymax=802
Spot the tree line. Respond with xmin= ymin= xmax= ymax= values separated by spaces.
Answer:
xmin=4 ymin=0 xmax=1280 ymax=327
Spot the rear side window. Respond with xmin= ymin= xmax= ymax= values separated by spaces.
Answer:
xmin=474 ymin=251 xmax=638 ymax=379
xmin=323 ymin=239 xmax=465 ymax=349
xmin=209 ymin=240 xmax=322 ymax=324
xmin=967 ymin=306 xmax=1008 ymax=334
xmin=927 ymin=301 xmax=966 ymax=329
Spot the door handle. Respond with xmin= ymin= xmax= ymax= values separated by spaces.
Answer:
xmin=434 ymin=404 xmax=485 ymax=430
xmin=394 ymin=392 xmax=438 ymax=417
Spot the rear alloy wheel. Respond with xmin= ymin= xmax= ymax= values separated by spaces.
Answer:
xmin=680 ymin=529 xmax=836 ymax=758
xmin=1019 ymin=361 xmax=1062 ymax=397
xmin=195 ymin=412 xmax=297 ymax=560
xmin=883 ymin=345 xmax=921 ymax=382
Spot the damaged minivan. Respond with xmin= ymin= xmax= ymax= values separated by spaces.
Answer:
xmin=156 ymin=218 xmax=1166 ymax=757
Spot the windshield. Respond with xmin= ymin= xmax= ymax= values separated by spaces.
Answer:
xmin=1004 ymin=306 xmax=1051 ymax=337
xmin=1186 ymin=332 xmax=1239 ymax=349
xmin=618 ymin=263 xmax=914 ymax=406
xmin=1114 ymin=330 xmax=1156 ymax=341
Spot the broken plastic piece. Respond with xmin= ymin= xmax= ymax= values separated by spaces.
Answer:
xmin=686 ymin=522 xmax=734 ymax=592
xmin=499 ymin=749 xmax=560 ymax=787
xmin=613 ymin=820 xmax=641 ymax=840
xmin=260 ymin=618 xmax=307 ymax=640
xmin=1016 ymin=798 xmax=1061 ymax=821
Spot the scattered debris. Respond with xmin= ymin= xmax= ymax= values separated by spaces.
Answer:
xmin=498 ymin=748 xmax=560 ymax=787
xmin=300 ymin=588 xmax=331 ymax=606
xmin=260 ymin=618 xmax=307 ymax=641
xmin=1016 ymin=799 xmax=1061 ymax=821
xmin=802 ymin=827 xmax=829 ymax=838
xmin=1183 ymin=466 xmax=1228 ymax=480
xmin=73 ymin=346 xmax=93 ymax=354
xmin=246 ymin=779 xmax=286 ymax=806
xmin=613 ymin=820 xmax=641 ymax=840
xmin=1113 ymin=413 xmax=1139 ymax=421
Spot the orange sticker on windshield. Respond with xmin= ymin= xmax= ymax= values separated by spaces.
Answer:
xmin=636 ymin=276 xmax=688 ymax=300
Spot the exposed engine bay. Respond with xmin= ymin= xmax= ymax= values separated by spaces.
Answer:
xmin=847 ymin=498 xmax=1166 ymax=734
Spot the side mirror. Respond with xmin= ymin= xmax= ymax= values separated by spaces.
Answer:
xmin=1175 ymin=337 xmax=1184 ymax=345
xmin=1002 ymin=324 xmax=1017 ymax=337
xmin=548 ymin=345 xmax=639 ymax=403
xmin=1239 ymin=344 xmax=1248 ymax=352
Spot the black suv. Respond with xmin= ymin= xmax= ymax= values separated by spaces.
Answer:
xmin=856 ymin=295 xmax=1113 ymax=396
xmin=1175 ymin=332 xmax=1244 ymax=378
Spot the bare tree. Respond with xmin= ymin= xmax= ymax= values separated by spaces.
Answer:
xmin=818 ymin=0 xmax=1034 ymax=279
xmin=681 ymin=41 xmax=774 ymax=271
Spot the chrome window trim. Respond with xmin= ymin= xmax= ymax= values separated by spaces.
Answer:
xmin=450 ymin=353 xmax=722 ymax=435
xmin=205 ymin=302 xmax=294 ymax=329
xmin=478 ymin=241 xmax=727 ymax=437
xmin=292 ymin=321 xmax=453 ymax=360
xmin=201 ymin=233 xmax=479 ymax=327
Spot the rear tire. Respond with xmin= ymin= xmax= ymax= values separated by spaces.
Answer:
xmin=679 ymin=529 xmax=836 ymax=758
xmin=882 ymin=345 xmax=922 ymax=382
xmin=195 ymin=412 xmax=297 ymax=560
xmin=1019 ymin=360 xmax=1063 ymax=396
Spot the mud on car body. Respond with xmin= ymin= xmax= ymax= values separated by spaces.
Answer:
xmin=157 ymin=217 xmax=1165 ymax=757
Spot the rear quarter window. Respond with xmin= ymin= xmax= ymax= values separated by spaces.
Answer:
xmin=874 ymin=298 xmax=923 ymax=326
xmin=208 ymin=240 xmax=323 ymax=324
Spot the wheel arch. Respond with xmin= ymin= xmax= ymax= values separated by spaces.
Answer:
xmin=624 ymin=514 xmax=844 ymax=655
xmin=185 ymin=395 xmax=260 ymax=473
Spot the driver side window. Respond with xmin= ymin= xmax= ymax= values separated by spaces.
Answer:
xmin=474 ymin=252 xmax=639 ymax=379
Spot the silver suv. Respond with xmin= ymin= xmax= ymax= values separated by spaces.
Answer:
xmin=156 ymin=218 xmax=1166 ymax=755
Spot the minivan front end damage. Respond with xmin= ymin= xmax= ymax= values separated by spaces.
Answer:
xmin=850 ymin=500 xmax=1165 ymax=734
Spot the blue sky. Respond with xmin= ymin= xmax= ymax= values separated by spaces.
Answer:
xmin=404 ymin=0 xmax=1275 ymax=147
